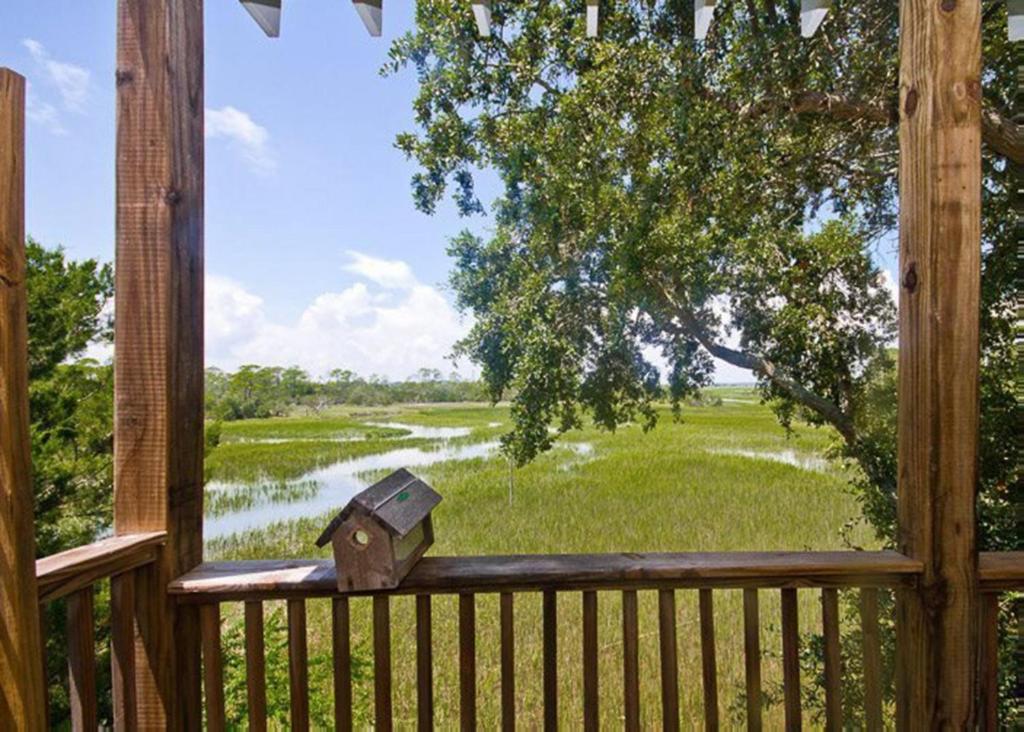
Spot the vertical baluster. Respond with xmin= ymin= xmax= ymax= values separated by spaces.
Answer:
xmin=374 ymin=595 xmax=393 ymax=731
xmin=200 ymin=604 xmax=226 ymax=732
xmin=333 ymin=597 xmax=353 ymax=732
xmin=67 ymin=587 xmax=97 ymax=731
xmin=500 ymin=592 xmax=515 ymax=732
xmin=111 ymin=572 xmax=137 ymax=731
xmin=658 ymin=589 xmax=679 ymax=732
xmin=416 ymin=595 xmax=433 ymax=731
xmin=622 ymin=590 xmax=640 ymax=732
xmin=582 ymin=591 xmax=599 ymax=730
xmin=288 ymin=599 xmax=310 ymax=730
xmin=780 ymin=589 xmax=801 ymax=731
xmin=821 ymin=589 xmax=842 ymax=730
xmin=460 ymin=593 xmax=477 ymax=731
xmin=699 ymin=589 xmax=719 ymax=731
xmin=979 ymin=593 xmax=1000 ymax=732
xmin=742 ymin=589 xmax=762 ymax=731
xmin=245 ymin=601 xmax=268 ymax=731
xmin=859 ymin=588 xmax=882 ymax=732
xmin=542 ymin=591 xmax=558 ymax=732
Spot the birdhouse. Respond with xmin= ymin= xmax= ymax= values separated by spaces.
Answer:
xmin=316 ymin=468 xmax=441 ymax=592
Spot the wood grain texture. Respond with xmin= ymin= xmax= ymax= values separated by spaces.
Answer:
xmin=200 ymin=604 xmax=225 ymax=732
xmin=780 ymin=589 xmax=801 ymax=731
xmin=978 ymin=593 xmax=1000 ymax=731
xmin=67 ymin=588 xmax=97 ymax=731
xmin=582 ymin=591 xmax=598 ymax=731
xmin=332 ymin=598 xmax=351 ymax=731
xmin=542 ymin=591 xmax=558 ymax=732
xmin=459 ymin=593 xmax=476 ymax=731
xmin=245 ymin=601 xmax=267 ymax=732
xmin=622 ymin=590 xmax=640 ymax=732
xmin=373 ymin=595 xmax=393 ymax=731
xmin=110 ymin=571 xmax=137 ymax=731
xmin=0 ymin=66 xmax=46 ymax=732
xmin=698 ymin=589 xmax=719 ymax=731
xmin=896 ymin=0 xmax=982 ymax=728
xmin=859 ymin=588 xmax=883 ymax=732
xmin=168 ymin=551 xmax=924 ymax=602
xmin=658 ymin=589 xmax=679 ymax=732
xmin=978 ymin=551 xmax=1024 ymax=591
xmin=287 ymin=599 xmax=309 ymax=730
xmin=821 ymin=588 xmax=841 ymax=730
xmin=114 ymin=0 xmax=205 ymax=726
xmin=36 ymin=532 xmax=165 ymax=603
xmin=500 ymin=592 xmax=515 ymax=732
xmin=416 ymin=595 xmax=433 ymax=731
xmin=742 ymin=589 xmax=762 ymax=732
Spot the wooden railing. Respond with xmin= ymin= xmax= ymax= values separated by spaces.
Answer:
xmin=24 ymin=540 xmax=1024 ymax=729
xmin=163 ymin=550 xmax=1014 ymax=730
xmin=34 ymin=532 xmax=165 ymax=729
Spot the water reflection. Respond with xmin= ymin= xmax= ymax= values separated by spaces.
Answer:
xmin=706 ymin=447 xmax=830 ymax=472
xmin=205 ymin=440 xmax=498 ymax=539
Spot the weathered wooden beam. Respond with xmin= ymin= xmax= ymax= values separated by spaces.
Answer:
xmin=115 ymin=0 xmax=205 ymax=727
xmin=35 ymin=532 xmax=165 ymax=603
xmin=896 ymin=0 xmax=982 ymax=728
xmin=168 ymin=551 xmax=926 ymax=602
xmin=0 ymin=66 xmax=47 ymax=732
xmin=354 ymin=0 xmax=383 ymax=37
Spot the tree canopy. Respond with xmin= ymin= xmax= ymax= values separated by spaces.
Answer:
xmin=387 ymin=1 xmax=1018 ymax=546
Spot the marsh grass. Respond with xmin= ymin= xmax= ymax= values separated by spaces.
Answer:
xmin=205 ymin=437 xmax=432 ymax=484
xmin=206 ymin=392 xmax=878 ymax=727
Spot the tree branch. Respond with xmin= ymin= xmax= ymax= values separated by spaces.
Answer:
xmin=654 ymin=283 xmax=859 ymax=446
xmin=737 ymin=91 xmax=1024 ymax=165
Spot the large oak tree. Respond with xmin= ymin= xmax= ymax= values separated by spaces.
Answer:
xmin=387 ymin=1 xmax=1018 ymax=547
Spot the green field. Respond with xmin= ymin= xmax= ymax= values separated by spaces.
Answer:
xmin=204 ymin=389 xmax=880 ymax=727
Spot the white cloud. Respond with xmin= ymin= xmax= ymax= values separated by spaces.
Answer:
xmin=206 ymin=106 xmax=276 ymax=173
xmin=205 ymin=264 xmax=473 ymax=380
xmin=23 ymin=39 xmax=90 ymax=112
xmin=342 ymin=251 xmax=418 ymax=290
xmin=25 ymin=87 xmax=66 ymax=136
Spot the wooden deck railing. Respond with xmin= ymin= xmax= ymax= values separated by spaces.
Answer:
xmin=34 ymin=532 xmax=166 ymax=729
xmin=158 ymin=550 xmax=1019 ymax=731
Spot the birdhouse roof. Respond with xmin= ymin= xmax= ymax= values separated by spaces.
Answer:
xmin=316 ymin=468 xmax=441 ymax=546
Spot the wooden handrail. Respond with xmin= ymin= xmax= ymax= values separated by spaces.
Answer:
xmin=36 ymin=532 xmax=166 ymax=603
xmin=978 ymin=551 xmax=1024 ymax=591
xmin=169 ymin=550 xmax=926 ymax=603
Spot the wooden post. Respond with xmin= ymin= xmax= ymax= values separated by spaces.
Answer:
xmin=114 ymin=1 xmax=205 ymax=728
xmin=0 ymin=67 xmax=47 ymax=732
xmin=896 ymin=0 xmax=981 ymax=728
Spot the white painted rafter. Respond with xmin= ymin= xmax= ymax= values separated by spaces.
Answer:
xmin=694 ymin=0 xmax=716 ymax=40
xmin=472 ymin=0 xmax=492 ymax=38
xmin=353 ymin=0 xmax=383 ymax=37
xmin=800 ymin=0 xmax=831 ymax=38
xmin=586 ymin=0 xmax=600 ymax=38
xmin=240 ymin=0 xmax=282 ymax=38
xmin=1010 ymin=0 xmax=1024 ymax=42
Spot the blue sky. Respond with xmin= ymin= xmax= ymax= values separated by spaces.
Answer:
xmin=4 ymin=2 xmax=897 ymax=384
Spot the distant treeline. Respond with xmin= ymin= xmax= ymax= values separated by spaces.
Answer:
xmin=205 ymin=365 xmax=488 ymax=420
